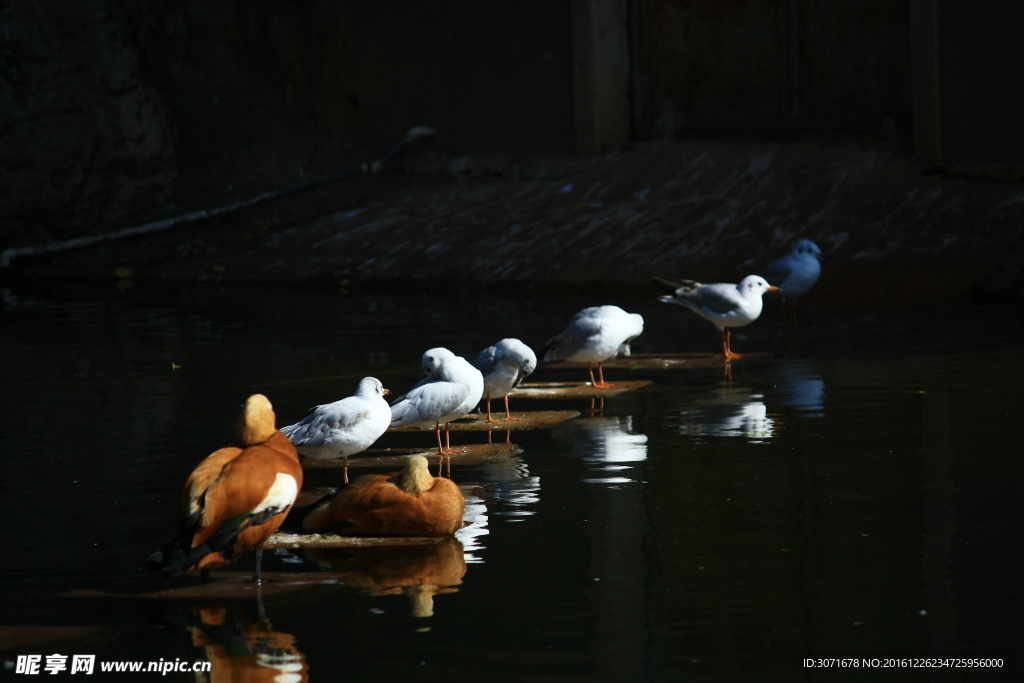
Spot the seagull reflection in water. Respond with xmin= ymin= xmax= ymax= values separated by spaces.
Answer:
xmin=764 ymin=359 xmax=826 ymax=418
xmin=673 ymin=384 xmax=775 ymax=443
xmin=477 ymin=456 xmax=541 ymax=522
xmin=456 ymin=490 xmax=488 ymax=562
xmin=555 ymin=416 xmax=648 ymax=484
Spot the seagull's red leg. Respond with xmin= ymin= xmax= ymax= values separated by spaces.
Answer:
xmin=438 ymin=422 xmax=460 ymax=456
xmin=723 ymin=328 xmax=741 ymax=360
xmin=486 ymin=397 xmax=501 ymax=424
xmin=434 ymin=422 xmax=444 ymax=474
xmin=438 ymin=423 xmax=461 ymax=475
xmin=503 ymin=395 xmax=524 ymax=421
xmin=592 ymin=362 xmax=613 ymax=389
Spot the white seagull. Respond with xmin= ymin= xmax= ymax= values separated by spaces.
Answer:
xmin=390 ymin=348 xmax=485 ymax=458
xmin=653 ymin=275 xmax=778 ymax=358
xmin=473 ymin=338 xmax=537 ymax=423
xmin=542 ymin=305 xmax=644 ymax=388
xmin=761 ymin=239 xmax=823 ymax=299
xmin=280 ymin=377 xmax=391 ymax=483
xmin=760 ymin=238 xmax=823 ymax=323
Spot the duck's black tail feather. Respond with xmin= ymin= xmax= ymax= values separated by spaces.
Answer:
xmin=145 ymin=507 xmax=285 ymax=578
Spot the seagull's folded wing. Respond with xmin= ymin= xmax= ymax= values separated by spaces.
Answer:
xmin=473 ymin=345 xmax=501 ymax=376
xmin=390 ymin=381 xmax=471 ymax=426
xmin=675 ymin=284 xmax=743 ymax=315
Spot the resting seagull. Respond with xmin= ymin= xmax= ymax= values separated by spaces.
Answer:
xmin=280 ymin=377 xmax=391 ymax=484
xmin=542 ymin=305 xmax=644 ymax=388
xmin=653 ymin=275 xmax=778 ymax=359
xmin=473 ymin=338 xmax=537 ymax=422
xmin=390 ymin=348 xmax=484 ymax=466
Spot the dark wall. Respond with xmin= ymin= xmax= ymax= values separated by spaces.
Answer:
xmin=936 ymin=0 xmax=1024 ymax=164
xmin=5 ymin=0 xmax=1024 ymax=247
xmin=0 ymin=1 xmax=577 ymax=243
xmin=0 ymin=1 xmax=177 ymax=240
xmin=640 ymin=0 xmax=913 ymax=138
xmin=220 ymin=1 xmax=576 ymax=156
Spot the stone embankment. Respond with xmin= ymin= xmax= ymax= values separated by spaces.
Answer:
xmin=6 ymin=140 xmax=1024 ymax=305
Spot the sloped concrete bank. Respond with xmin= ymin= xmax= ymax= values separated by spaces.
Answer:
xmin=8 ymin=140 xmax=1024 ymax=305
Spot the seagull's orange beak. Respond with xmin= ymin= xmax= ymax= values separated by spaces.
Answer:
xmin=767 ymin=286 xmax=780 ymax=292
xmin=383 ymin=388 xmax=391 ymax=395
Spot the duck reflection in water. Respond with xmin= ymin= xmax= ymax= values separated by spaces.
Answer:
xmin=673 ymin=383 xmax=775 ymax=442
xmin=304 ymin=537 xmax=467 ymax=618
xmin=186 ymin=604 xmax=307 ymax=683
xmin=555 ymin=416 xmax=648 ymax=484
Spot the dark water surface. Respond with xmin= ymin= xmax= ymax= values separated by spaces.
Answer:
xmin=1 ymin=281 xmax=1021 ymax=682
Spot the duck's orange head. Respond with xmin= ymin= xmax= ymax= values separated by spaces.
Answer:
xmin=236 ymin=393 xmax=277 ymax=446
xmin=399 ymin=455 xmax=434 ymax=495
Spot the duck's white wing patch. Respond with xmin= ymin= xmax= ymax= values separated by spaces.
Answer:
xmin=252 ymin=473 xmax=298 ymax=515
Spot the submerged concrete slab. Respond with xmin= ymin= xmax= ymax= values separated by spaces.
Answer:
xmin=547 ymin=352 xmax=770 ymax=370
xmin=390 ymin=410 xmax=580 ymax=432
xmin=64 ymin=573 xmax=346 ymax=601
xmin=265 ymin=533 xmax=450 ymax=549
xmin=0 ymin=625 xmax=119 ymax=654
xmin=511 ymin=379 xmax=653 ymax=399
xmin=301 ymin=442 xmax=521 ymax=471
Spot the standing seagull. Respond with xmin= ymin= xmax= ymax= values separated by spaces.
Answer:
xmin=390 ymin=348 xmax=484 ymax=463
xmin=542 ymin=305 xmax=644 ymax=388
xmin=473 ymin=338 xmax=537 ymax=422
xmin=760 ymin=238 xmax=823 ymax=324
xmin=147 ymin=394 xmax=302 ymax=583
xmin=280 ymin=377 xmax=392 ymax=484
xmin=653 ymin=275 xmax=778 ymax=359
